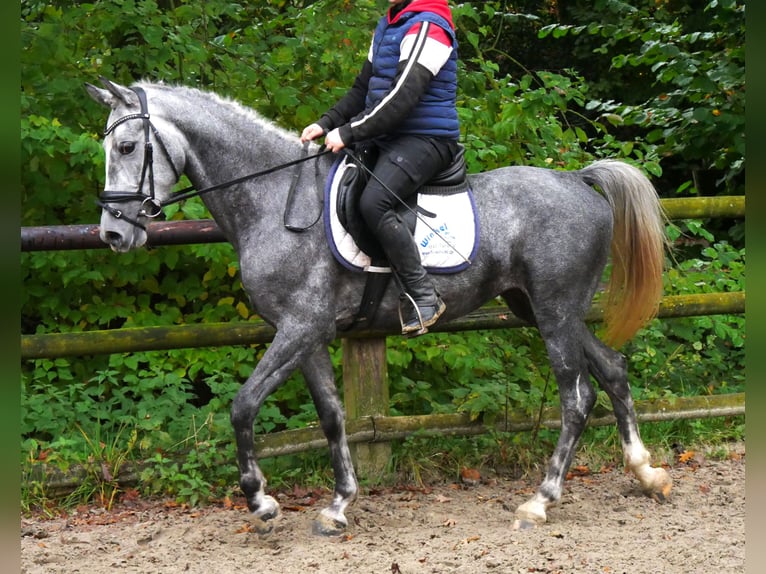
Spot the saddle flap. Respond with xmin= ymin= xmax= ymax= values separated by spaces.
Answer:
xmin=336 ymin=163 xmax=360 ymax=229
xmin=333 ymin=155 xmax=386 ymax=260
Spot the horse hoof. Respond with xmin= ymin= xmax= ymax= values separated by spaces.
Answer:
xmin=312 ymin=509 xmax=348 ymax=536
xmin=513 ymin=498 xmax=547 ymax=530
xmin=252 ymin=495 xmax=280 ymax=522
xmin=649 ymin=478 xmax=673 ymax=503
xmin=644 ymin=467 xmax=673 ymax=503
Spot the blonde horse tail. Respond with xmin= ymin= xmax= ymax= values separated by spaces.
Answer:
xmin=580 ymin=160 xmax=669 ymax=348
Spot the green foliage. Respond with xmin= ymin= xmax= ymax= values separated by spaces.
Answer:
xmin=540 ymin=0 xmax=745 ymax=193
xmin=21 ymin=0 xmax=744 ymax=507
xmin=392 ymin=429 xmax=556 ymax=486
xmin=452 ymin=2 xmax=662 ymax=173
xmin=626 ymin=232 xmax=745 ymax=399
xmin=387 ymin=328 xmax=556 ymax=425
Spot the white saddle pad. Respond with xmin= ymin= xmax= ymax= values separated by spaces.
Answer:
xmin=323 ymin=156 xmax=479 ymax=274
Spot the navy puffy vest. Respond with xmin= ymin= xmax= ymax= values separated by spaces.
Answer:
xmin=367 ymin=11 xmax=460 ymax=139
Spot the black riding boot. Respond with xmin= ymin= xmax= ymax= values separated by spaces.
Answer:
xmin=375 ymin=212 xmax=446 ymax=335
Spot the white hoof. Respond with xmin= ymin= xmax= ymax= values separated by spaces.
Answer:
xmin=252 ymin=494 xmax=280 ymax=521
xmin=312 ymin=507 xmax=348 ymax=536
xmin=625 ymin=442 xmax=673 ymax=502
xmin=641 ymin=465 xmax=673 ymax=503
xmin=513 ymin=497 xmax=548 ymax=530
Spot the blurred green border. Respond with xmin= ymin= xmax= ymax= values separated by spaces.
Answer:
xmin=746 ymin=2 xmax=762 ymax=572
xmin=3 ymin=1 xmax=20 ymax=570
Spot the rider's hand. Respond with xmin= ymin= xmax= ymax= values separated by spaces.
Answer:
xmin=300 ymin=123 xmax=324 ymax=143
xmin=324 ymin=128 xmax=346 ymax=153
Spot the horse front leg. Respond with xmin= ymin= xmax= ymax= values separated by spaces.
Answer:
xmin=230 ymin=330 xmax=311 ymax=524
xmin=583 ymin=331 xmax=672 ymax=502
xmin=301 ymin=348 xmax=358 ymax=536
xmin=513 ymin=328 xmax=597 ymax=530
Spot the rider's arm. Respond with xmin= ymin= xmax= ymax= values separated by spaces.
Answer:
xmin=338 ymin=21 xmax=453 ymax=145
xmin=316 ymin=60 xmax=373 ymax=134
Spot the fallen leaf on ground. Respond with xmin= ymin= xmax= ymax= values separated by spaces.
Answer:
xmin=283 ymin=504 xmax=310 ymax=512
xmin=678 ymin=450 xmax=696 ymax=463
xmin=453 ymin=535 xmax=481 ymax=549
xmin=566 ymin=465 xmax=591 ymax=479
xmin=460 ymin=467 xmax=481 ymax=486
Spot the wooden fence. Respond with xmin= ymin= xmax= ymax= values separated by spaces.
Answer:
xmin=21 ymin=196 xmax=746 ymax=478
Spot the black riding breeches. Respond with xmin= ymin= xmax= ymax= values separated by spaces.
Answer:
xmin=358 ymin=135 xmax=458 ymax=230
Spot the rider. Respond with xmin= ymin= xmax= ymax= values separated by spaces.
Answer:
xmin=301 ymin=0 xmax=460 ymax=335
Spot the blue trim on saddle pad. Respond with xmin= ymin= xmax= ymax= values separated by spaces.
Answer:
xmin=323 ymin=156 xmax=479 ymax=274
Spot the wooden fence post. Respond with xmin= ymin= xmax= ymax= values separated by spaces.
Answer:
xmin=341 ymin=337 xmax=391 ymax=481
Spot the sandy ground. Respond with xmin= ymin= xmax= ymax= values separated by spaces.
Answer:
xmin=21 ymin=443 xmax=745 ymax=574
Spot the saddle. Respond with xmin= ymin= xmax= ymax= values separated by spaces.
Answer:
xmin=335 ymin=145 xmax=469 ymax=263
xmin=325 ymin=145 xmax=478 ymax=330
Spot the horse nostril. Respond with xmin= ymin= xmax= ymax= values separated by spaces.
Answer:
xmin=104 ymin=231 xmax=123 ymax=245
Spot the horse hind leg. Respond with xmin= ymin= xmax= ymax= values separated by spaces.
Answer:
xmin=513 ymin=319 xmax=598 ymax=530
xmin=301 ymin=348 xmax=358 ymax=536
xmin=583 ymin=330 xmax=672 ymax=502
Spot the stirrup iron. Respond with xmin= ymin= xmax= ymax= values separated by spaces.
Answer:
xmin=398 ymin=292 xmax=447 ymax=337
xmin=397 ymin=292 xmax=429 ymax=337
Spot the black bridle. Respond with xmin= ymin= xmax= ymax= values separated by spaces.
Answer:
xmin=97 ymin=86 xmax=331 ymax=231
xmin=97 ymin=86 xmax=180 ymax=230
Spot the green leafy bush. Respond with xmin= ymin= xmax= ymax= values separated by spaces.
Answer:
xmin=539 ymin=0 xmax=745 ymax=193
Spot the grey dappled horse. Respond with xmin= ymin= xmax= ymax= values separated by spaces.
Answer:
xmin=85 ymin=78 xmax=672 ymax=534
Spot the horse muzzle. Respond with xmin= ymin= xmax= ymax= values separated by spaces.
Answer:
xmin=99 ymin=212 xmax=148 ymax=252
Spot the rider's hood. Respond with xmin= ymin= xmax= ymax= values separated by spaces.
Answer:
xmin=388 ymin=0 xmax=455 ymax=30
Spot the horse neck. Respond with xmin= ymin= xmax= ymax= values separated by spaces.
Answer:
xmin=155 ymin=86 xmax=305 ymax=237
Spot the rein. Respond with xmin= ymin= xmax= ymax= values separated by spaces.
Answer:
xmin=160 ymin=145 xmax=332 ymax=207
xmin=97 ymin=86 xmax=332 ymax=231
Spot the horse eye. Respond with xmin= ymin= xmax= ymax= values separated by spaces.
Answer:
xmin=117 ymin=141 xmax=136 ymax=155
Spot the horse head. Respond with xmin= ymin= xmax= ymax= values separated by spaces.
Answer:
xmin=85 ymin=77 xmax=182 ymax=252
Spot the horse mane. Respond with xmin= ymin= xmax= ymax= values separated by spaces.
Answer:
xmin=133 ymin=79 xmax=299 ymax=143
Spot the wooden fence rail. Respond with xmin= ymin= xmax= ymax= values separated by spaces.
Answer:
xmin=31 ymin=392 xmax=744 ymax=495
xmin=21 ymin=195 xmax=746 ymax=478
xmin=20 ymin=196 xmax=745 ymax=252
xmin=21 ymin=292 xmax=744 ymax=360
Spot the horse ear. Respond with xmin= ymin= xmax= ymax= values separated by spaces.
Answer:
xmin=84 ymin=77 xmax=139 ymax=109
xmin=84 ymin=82 xmax=115 ymax=108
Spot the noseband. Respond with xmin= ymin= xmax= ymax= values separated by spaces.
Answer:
xmin=97 ymin=86 xmax=180 ymax=231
